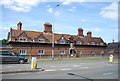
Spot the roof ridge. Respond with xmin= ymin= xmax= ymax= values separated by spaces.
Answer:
xmin=13 ymin=29 xmax=78 ymax=36
xmin=12 ymin=29 xmax=43 ymax=33
xmin=54 ymin=33 xmax=77 ymax=36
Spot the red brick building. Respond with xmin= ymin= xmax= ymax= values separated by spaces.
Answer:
xmin=107 ymin=42 xmax=120 ymax=55
xmin=7 ymin=22 xmax=107 ymax=56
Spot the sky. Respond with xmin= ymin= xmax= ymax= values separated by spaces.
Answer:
xmin=0 ymin=0 xmax=119 ymax=43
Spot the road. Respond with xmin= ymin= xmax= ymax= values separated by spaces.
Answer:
xmin=1 ymin=58 xmax=119 ymax=79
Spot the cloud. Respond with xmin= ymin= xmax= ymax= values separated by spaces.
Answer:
xmin=54 ymin=11 xmax=60 ymax=16
xmin=99 ymin=2 xmax=118 ymax=20
xmin=62 ymin=1 xmax=71 ymax=5
xmin=0 ymin=27 xmax=10 ymax=30
xmin=91 ymin=27 xmax=103 ymax=32
xmin=84 ymin=27 xmax=103 ymax=33
xmin=81 ymin=19 xmax=86 ymax=22
xmin=62 ymin=0 xmax=85 ymax=5
xmin=0 ymin=0 xmax=41 ymax=12
xmin=61 ymin=0 xmax=119 ymax=3
xmin=46 ymin=5 xmax=51 ymax=7
xmin=68 ymin=6 xmax=76 ymax=12
xmin=80 ymin=19 xmax=88 ymax=22
xmin=47 ymin=8 xmax=60 ymax=16
xmin=47 ymin=8 xmax=53 ymax=13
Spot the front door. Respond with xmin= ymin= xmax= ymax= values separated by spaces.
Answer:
xmin=70 ymin=49 xmax=75 ymax=54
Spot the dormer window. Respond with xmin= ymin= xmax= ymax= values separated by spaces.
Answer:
xmin=100 ymin=43 xmax=104 ymax=45
xmin=76 ymin=41 xmax=82 ymax=45
xmin=19 ymin=38 xmax=26 ymax=42
xmin=91 ymin=42 xmax=95 ymax=45
xmin=38 ymin=39 xmax=45 ymax=43
xmin=60 ymin=40 xmax=65 ymax=44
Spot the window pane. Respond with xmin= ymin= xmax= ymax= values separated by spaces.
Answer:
xmin=77 ymin=51 xmax=82 ymax=54
xmin=77 ymin=41 xmax=82 ymax=44
xmin=2 ymin=51 xmax=9 ymax=54
xmin=60 ymin=40 xmax=65 ymax=44
xmin=20 ymin=50 xmax=26 ymax=54
xmin=100 ymin=43 xmax=104 ymax=45
xmin=60 ymin=50 xmax=65 ymax=54
xmin=38 ymin=50 xmax=44 ymax=54
xmin=20 ymin=38 xmax=26 ymax=41
xmin=91 ymin=42 xmax=95 ymax=45
xmin=91 ymin=51 xmax=95 ymax=54
xmin=100 ymin=51 xmax=104 ymax=54
xmin=38 ymin=39 xmax=44 ymax=43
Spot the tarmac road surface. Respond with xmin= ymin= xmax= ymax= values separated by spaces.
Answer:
xmin=1 ymin=58 xmax=119 ymax=79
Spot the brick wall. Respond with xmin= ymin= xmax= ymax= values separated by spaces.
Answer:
xmin=8 ymin=42 xmax=106 ymax=55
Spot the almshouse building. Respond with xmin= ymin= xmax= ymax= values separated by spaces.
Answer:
xmin=7 ymin=22 xmax=107 ymax=56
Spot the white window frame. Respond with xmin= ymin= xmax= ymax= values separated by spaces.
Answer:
xmin=97 ymin=43 xmax=99 ymax=45
xmin=91 ymin=51 xmax=95 ymax=54
xmin=19 ymin=38 xmax=27 ymax=42
xmin=60 ymin=40 xmax=65 ymax=44
xmin=76 ymin=41 xmax=82 ymax=45
xmin=20 ymin=50 xmax=26 ymax=55
xmin=38 ymin=39 xmax=45 ymax=43
xmin=100 ymin=51 xmax=104 ymax=54
xmin=38 ymin=50 xmax=44 ymax=54
xmin=77 ymin=50 xmax=82 ymax=54
xmin=60 ymin=50 xmax=65 ymax=54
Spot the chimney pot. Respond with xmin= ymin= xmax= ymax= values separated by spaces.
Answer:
xmin=44 ymin=22 xmax=52 ymax=33
xmin=17 ymin=21 xmax=22 ymax=30
xmin=78 ymin=28 xmax=84 ymax=36
xmin=87 ymin=31 xmax=92 ymax=37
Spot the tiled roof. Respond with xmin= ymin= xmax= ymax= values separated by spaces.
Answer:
xmin=10 ymin=29 xmax=106 ymax=45
xmin=108 ymin=42 xmax=120 ymax=45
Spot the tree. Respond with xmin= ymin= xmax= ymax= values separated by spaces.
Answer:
xmin=0 ymin=39 xmax=8 ymax=45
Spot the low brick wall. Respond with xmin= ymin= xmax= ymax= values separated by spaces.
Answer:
xmin=21 ymin=53 xmax=111 ymax=59
xmin=0 ymin=47 xmax=13 ymax=51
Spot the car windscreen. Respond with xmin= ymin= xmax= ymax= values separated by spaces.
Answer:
xmin=0 ymin=51 xmax=9 ymax=56
xmin=0 ymin=51 xmax=9 ymax=55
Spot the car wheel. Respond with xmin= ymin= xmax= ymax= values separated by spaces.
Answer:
xmin=19 ymin=59 xmax=24 ymax=64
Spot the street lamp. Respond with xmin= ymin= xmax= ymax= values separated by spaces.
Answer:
xmin=52 ymin=3 xmax=61 ymax=60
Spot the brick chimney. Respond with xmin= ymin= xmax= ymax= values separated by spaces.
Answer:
xmin=17 ymin=21 xmax=22 ymax=30
xmin=78 ymin=28 xmax=84 ymax=36
xmin=87 ymin=31 xmax=92 ymax=37
xmin=44 ymin=22 xmax=52 ymax=33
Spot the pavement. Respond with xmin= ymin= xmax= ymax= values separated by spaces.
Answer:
xmin=1 ymin=68 xmax=44 ymax=74
xmin=0 ymin=56 xmax=119 ymax=74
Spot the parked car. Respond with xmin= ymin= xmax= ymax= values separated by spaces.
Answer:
xmin=0 ymin=50 xmax=28 ymax=64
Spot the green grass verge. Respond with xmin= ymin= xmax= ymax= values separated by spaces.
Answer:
xmin=28 ymin=57 xmax=110 ymax=63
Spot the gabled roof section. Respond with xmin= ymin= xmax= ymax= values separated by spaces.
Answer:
xmin=57 ymin=35 xmax=67 ymax=41
xmin=12 ymin=29 xmax=43 ymax=39
xmin=75 ymin=37 xmax=83 ymax=42
xmin=36 ymin=33 xmax=49 ymax=41
xmin=92 ymin=37 xmax=104 ymax=43
xmin=18 ymin=32 xmax=30 ymax=39
xmin=10 ymin=29 xmax=106 ymax=45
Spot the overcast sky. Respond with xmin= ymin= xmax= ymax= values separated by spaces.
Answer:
xmin=0 ymin=0 xmax=119 ymax=43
